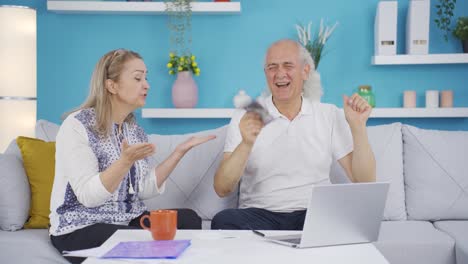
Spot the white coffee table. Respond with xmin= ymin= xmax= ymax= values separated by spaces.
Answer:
xmin=83 ymin=229 xmax=389 ymax=264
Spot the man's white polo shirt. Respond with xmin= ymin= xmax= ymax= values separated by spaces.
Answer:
xmin=224 ymin=96 xmax=353 ymax=212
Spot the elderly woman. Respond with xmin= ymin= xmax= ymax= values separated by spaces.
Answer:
xmin=49 ymin=49 xmax=214 ymax=263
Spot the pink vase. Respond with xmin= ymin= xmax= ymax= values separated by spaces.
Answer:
xmin=172 ymin=71 xmax=198 ymax=108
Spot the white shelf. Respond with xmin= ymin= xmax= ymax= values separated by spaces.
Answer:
xmin=372 ymin=54 xmax=468 ymax=65
xmin=371 ymin=107 xmax=468 ymax=118
xmin=47 ymin=1 xmax=241 ymax=15
xmin=142 ymin=108 xmax=235 ymax=118
xmin=142 ymin=107 xmax=468 ymax=119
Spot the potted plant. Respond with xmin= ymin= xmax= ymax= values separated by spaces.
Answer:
xmin=434 ymin=0 xmax=457 ymax=42
xmin=167 ymin=53 xmax=200 ymax=76
xmin=453 ymin=17 xmax=468 ymax=53
xmin=295 ymin=19 xmax=338 ymax=70
xmin=164 ymin=0 xmax=201 ymax=108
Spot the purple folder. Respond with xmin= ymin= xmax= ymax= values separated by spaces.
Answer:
xmin=102 ymin=240 xmax=191 ymax=259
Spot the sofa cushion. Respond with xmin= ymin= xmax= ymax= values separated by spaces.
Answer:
xmin=434 ymin=221 xmax=468 ymax=264
xmin=0 ymin=154 xmax=30 ymax=231
xmin=146 ymin=125 xmax=238 ymax=221
xmin=330 ymin=122 xmax=406 ymax=220
xmin=30 ymin=120 xmax=238 ymax=222
xmin=16 ymin=137 xmax=56 ymax=229
xmin=0 ymin=229 xmax=68 ymax=264
xmin=35 ymin=119 xmax=60 ymax=142
xmin=403 ymin=125 xmax=468 ymax=221
xmin=374 ymin=221 xmax=455 ymax=264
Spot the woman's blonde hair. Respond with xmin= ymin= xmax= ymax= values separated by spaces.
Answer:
xmin=65 ymin=49 xmax=143 ymax=136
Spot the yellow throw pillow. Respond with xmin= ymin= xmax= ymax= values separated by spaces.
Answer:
xmin=16 ymin=136 xmax=55 ymax=229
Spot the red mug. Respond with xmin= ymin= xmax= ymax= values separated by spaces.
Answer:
xmin=140 ymin=210 xmax=177 ymax=240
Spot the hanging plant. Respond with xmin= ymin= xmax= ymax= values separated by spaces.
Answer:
xmin=434 ymin=0 xmax=457 ymax=42
xmin=165 ymin=0 xmax=192 ymax=56
xmin=164 ymin=0 xmax=200 ymax=76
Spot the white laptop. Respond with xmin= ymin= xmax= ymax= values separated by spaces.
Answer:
xmin=261 ymin=182 xmax=390 ymax=248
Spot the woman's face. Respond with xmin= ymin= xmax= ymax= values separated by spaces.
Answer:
xmin=110 ymin=58 xmax=150 ymax=111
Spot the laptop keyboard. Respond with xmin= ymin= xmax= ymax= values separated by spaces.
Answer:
xmin=280 ymin=238 xmax=301 ymax=244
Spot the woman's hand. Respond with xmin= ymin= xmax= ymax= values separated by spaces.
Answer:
xmin=175 ymin=135 xmax=217 ymax=156
xmin=120 ymin=139 xmax=156 ymax=165
xmin=100 ymin=140 xmax=156 ymax=194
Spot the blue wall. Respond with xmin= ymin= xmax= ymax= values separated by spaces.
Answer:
xmin=2 ymin=0 xmax=468 ymax=134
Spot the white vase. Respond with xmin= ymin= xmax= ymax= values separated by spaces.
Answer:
xmin=233 ymin=90 xmax=252 ymax=108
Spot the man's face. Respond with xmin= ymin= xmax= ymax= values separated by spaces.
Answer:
xmin=264 ymin=41 xmax=310 ymax=104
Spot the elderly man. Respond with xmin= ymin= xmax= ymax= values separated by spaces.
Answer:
xmin=211 ymin=39 xmax=376 ymax=230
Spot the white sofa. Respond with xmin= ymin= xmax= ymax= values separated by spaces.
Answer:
xmin=1 ymin=120 xmax=467 ymax=264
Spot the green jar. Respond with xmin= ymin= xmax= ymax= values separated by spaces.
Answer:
xmin=358 ymin=85 xmax=376 ymax=107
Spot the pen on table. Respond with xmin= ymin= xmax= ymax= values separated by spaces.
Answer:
xmin=251 ymin=229 xmax=266 ymax=237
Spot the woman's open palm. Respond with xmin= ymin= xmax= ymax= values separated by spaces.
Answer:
xmin=121 ymin=140 xmax=155 ymax=164
xmin=175 ymin=135 xmax=216 ymax=154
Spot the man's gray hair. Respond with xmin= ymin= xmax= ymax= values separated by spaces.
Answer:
xmin=262 ymin=39 xmax=322 ymax=102
xmin=298 ymin=42 xmax=322 ymax=102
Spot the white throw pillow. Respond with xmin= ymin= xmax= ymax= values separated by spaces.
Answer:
xmin=35 ymin=119 xmax=60 ymax=141
xmin=330 ymin=122 xmax=406 ymax=220
xmin=403 ymin=125 xmax=468 ymax=220
xmin=5 ymin=139 xmax=22 ymax=161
